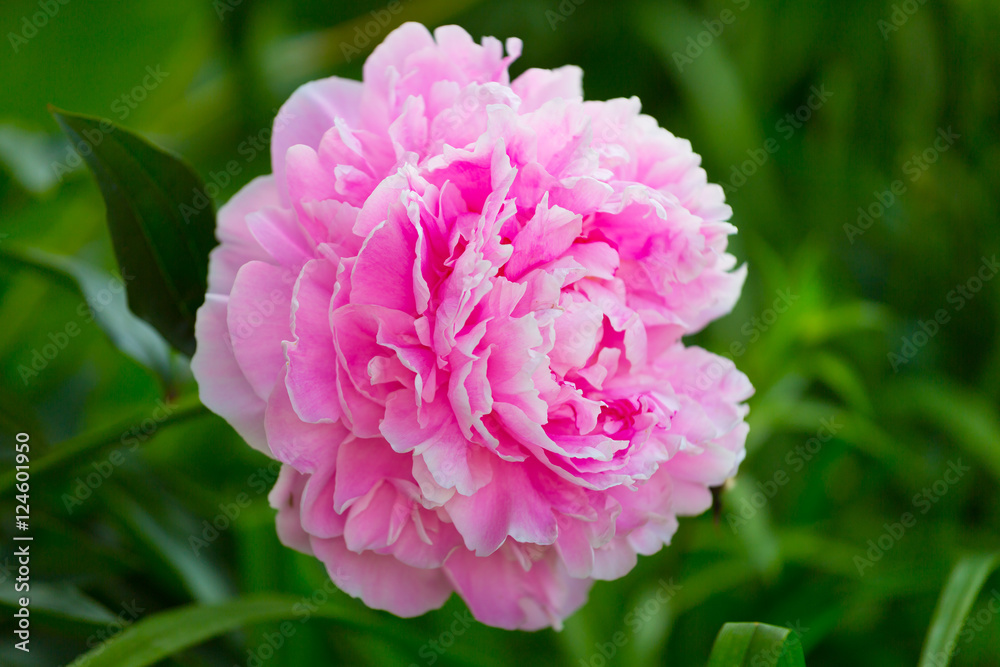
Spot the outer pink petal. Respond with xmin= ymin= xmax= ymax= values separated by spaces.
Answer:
xmin=310 ymin=535 xmax=453 ymax=617
xmin=245 ymin=207 xmax=314 ymax=268
xmin=512 ymin=66 xmax=583 ymax=112
xmin=269 ymin=464 xmax=314 ymax=554
xmin=360 ymin=22 xmax=437 ymax=131
xmin=191 ymin=295 xmax=269 ymax=454
xmin=444 ymin=547 xmax=591 ymax=630
xmin=207 ymin=176 xmax=278 ymax=295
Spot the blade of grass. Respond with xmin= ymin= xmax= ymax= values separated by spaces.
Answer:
xmin=918 ymin=552 xmax=1000 ymax=667
xmin=66 ymin=593 xmax=490 ymax=667
xmin=707 ymin=622 xmax=806 ymax=667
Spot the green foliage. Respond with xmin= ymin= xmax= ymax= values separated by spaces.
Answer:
xmin=50 ymin=108 xmax=217 ymax=356
xmin=919 ymin=553 xmax=1000 ymax=667
xmin=707 ymin=622 xmax=806 ymax=667
xmin=0 ymin=244 xmax=175 ymax=383
xmin=65 ymin=593 xmax=491 ymax=667
xmin=0 ymin=0 xmax=998 ymax=665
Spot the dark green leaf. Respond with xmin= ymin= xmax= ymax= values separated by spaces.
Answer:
xmin=49 ymin=107 xmax=217 ymax=356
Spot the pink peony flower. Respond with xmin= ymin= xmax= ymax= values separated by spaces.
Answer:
xmin=192 ymin=22 xmax=752 ymax=630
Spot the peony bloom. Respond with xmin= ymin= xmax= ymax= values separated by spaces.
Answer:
xmin=192 ymin=22 xmax=752 ymax=630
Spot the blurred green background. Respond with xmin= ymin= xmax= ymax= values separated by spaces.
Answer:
xmin=1 ymin=0 xmax=999 ymax=665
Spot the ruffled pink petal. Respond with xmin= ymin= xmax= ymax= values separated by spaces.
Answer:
xmin=265 ymin=368 xmax=347 ymax=473
xmin=444 ymin=547 xmax=591 ymax=630
xmin=227 ymin=261 xmax=294 ymax=399
xmin=445 ymin=458 xmax=559 ymax=555
xmin=512 ymin=66 xmax=583 ymax=112
xmin=269 ymin=464 xmax=314 ymax=554
xmin=285 ymin=259 xmax=342 ymax=423
xmin=311 ymin=536 xmax=453 ymax=617
xmin=207 ymin=176 xmax=278 ymax=295
xmin=191 ymin=295 xmax=269 ymax=454
xmin=272 ymin=77 xmax=364 ymax=205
